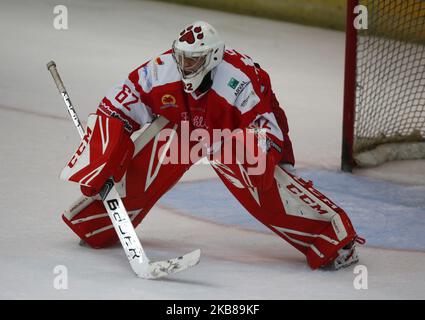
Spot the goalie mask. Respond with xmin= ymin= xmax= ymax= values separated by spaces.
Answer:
xmin=172 ymin=21 xmax=225 ymax=93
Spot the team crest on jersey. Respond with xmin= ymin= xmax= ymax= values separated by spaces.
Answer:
xmin=179 ymin=25 xmax=204 ymax=44
xmin=161 ymin=94 xmax=178 ymax=109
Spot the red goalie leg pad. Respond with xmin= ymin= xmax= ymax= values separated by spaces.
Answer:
xmin=210 ymin=155 xmax=360 ymax=269
xmin=62 ymin=120 xmax=193 ymax=248
xmin=62 ymin=198 xmax=148 ymax=249
xmin=305 ymin=212 xmax=357 ymax=269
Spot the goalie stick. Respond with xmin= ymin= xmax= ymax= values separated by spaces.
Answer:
xmin=46 ymin=60 xmax=201 ymax=279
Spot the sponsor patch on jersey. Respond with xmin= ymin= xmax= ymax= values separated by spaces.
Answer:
xmin=234 ymin=80 xmax=250 ymax=97
xmin=239 ymin=89 xmax=256 ymax=108
xmin=160 ymin=94 xmax=178 ymax=109
xmin=99 ymin=102 xmax=134 ymax=133
xmin=227 ymin=77 xmax=239 ymax=89
xmin=155 ymin=57 xmax=164 ymax=65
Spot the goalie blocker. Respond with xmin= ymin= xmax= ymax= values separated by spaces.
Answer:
xmin=60 ymin=114 xmax=135 ymax=197
xmin=61 ymin=116 xmax=360 ymax=270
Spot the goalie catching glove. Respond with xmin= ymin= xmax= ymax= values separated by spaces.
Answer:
xmin=60 ymin=114 xmax=134 ymax=197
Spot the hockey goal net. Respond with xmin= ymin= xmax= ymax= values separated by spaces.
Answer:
xmin=342 ymin=0 xmax=425 ymax=171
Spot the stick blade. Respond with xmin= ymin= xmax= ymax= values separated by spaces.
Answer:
xmin=140 ymin=249 xmax=201 ymax=279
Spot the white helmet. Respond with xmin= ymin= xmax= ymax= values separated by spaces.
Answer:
xmin=172 ymin=21 xmax=225 ymax=93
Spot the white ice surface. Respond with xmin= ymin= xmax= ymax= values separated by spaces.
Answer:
xmin=0 ymin=0 xmax=424 ymax=299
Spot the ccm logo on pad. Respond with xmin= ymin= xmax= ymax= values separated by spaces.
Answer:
xmin=67 ymin=127 xmax=92 ymax=168
xmin=286 ymin=180 xmax=339 ymax=215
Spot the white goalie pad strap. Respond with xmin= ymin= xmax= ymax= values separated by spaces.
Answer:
xmin=63 ymin=196 xmax=95 ymax=221
xmin=272 ymin=226 xmax=325 ymax=258
xmin=84 ymin=210 xmax=141 ymax=238
xmin=272 ymin=225 xmax=339 ymax=245
xmin=331 ymin=214 xmax=348 ymax=241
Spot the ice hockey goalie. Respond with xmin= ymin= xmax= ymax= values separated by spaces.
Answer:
xmin=60 ymin=21 xmax=364 ymax=270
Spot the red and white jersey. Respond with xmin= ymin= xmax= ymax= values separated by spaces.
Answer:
xmin=96 ymin=48 xmax=294 ymax=167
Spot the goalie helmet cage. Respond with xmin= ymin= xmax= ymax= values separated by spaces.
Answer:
xmin=341 ymin=0 xmax=425 ymax=172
